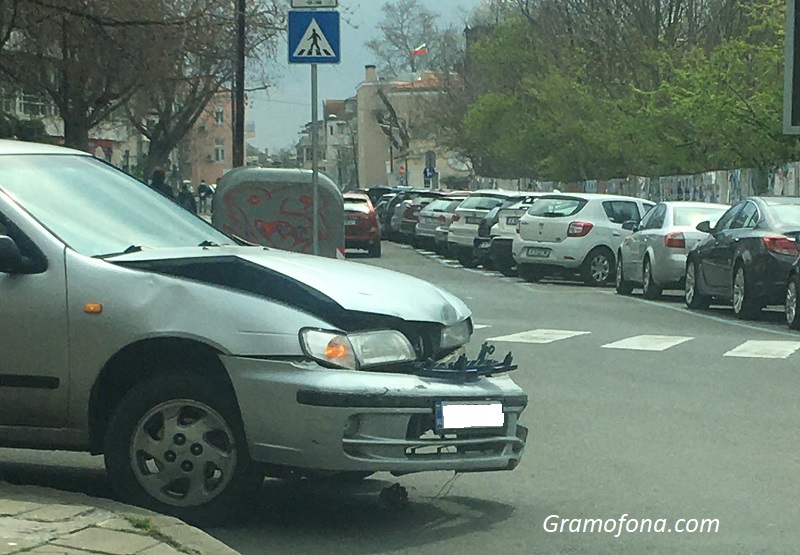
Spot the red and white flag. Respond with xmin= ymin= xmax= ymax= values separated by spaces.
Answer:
xmin=411 ymin=43 xmax=428 ymax=56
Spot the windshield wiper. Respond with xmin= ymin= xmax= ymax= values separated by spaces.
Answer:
xmin=94 ymin=245 xmax=143 ymax=259
xmin=199 ymin=240 xmax=220 ymax=247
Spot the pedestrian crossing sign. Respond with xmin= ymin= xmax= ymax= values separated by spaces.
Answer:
xmin=288 ymin=10 xmax=340 ymax=64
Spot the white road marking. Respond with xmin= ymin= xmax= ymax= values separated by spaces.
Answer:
xmin=473 ymin=324 xmax=491 ymax=330
xmin=602 ymin=335 xmax=693 ymax=352
xmin=723 ymin=341 xmax=800 ymax=359
xmin=488 ymin=329 xmax=591 ymax=344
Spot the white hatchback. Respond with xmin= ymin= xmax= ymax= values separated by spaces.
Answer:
xmin=512 ymin=193 xmax=655 ymax=285
xmin=448 ymin=190 xmax=518 ymax=266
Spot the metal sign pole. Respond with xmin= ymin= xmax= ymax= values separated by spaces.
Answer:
xmin=311 ymin=63 xmax=319 ymax=255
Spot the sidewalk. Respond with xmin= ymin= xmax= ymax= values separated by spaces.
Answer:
xmin=0 ymin=482 xmax=239 ymax=555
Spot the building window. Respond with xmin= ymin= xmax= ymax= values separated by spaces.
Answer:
xmin=21 ymin=93 xmax=49 ymax=117
xmin=1 ymin=91 xmax=16 ymax=113
xmin=214 ymin=144 xmax=225 ymax=162
xmin=214 ymin=108 xmax=225 ymax=125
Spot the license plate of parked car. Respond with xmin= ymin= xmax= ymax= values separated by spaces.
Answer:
xmin=526 ymin=247 xmax=550 ymax=258
xmin=466 ymin=217 xmax=483 ymax=224
xmin=506 ymin=217 xmax=520 ymax=225
xmin=435 ymin=401 xmax=505 ymax=431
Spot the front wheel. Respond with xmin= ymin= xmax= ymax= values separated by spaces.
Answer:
xmin=787 ymin=277 xmax=800 ymax=329
xmin=104 ymin=372 xmax=259 ymax=525
xmin=685 ymin=260 xmax=711 ymax=309
xmin=615 ymin=254 xmax=634 ymax=295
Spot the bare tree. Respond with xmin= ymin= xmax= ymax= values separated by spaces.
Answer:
xmin=366 ymin=0 xmax=463 ymax=77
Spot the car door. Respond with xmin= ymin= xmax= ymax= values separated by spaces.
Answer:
xmin=636 ymin=204 xmax=666 ymax=271
xmin=0 ymin=204 xmax=70 ymax=427
xmin=701 ymin=202 xmax=746 ymax=294
xmin=719 ymin=201 xmax=761 ymax=293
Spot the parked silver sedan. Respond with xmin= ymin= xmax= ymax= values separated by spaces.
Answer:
xmin=616 ymin=201 xmax=729 ymax=298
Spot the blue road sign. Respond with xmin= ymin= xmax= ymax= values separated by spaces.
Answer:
xmin=288 ymin=10 xmax=340 ymax=65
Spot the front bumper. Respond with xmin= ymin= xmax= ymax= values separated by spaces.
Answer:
xmin=222 ymin=356 xmax=528 ymax=474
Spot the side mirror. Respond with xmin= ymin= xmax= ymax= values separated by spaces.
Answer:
xmin=696 ymin=220 xmax=712 ymax=233
xmin=0 ymin=235 xmax=23 ymax=273
xmin=621 ymin=220 xmax=639 ymax=232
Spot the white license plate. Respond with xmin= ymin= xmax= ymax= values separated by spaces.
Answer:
xmin=346 ymin=218 xmax=356 ymax=225
xmin=466 ymin=217 xmax=482 ymax=224
xmin=435 ymin=401 xmax=504 ymax=430
xmin=526 ymin=247 xmax=550 ymax=258
xmin=506 ymin=217 xmax=520 ymax=225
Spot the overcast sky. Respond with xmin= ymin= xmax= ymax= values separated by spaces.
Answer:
xmin=248 ymin=0 xmax=485 ymax=153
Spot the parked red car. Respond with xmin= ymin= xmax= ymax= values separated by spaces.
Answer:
xmin=344 ymin=192 xmax=382 ymax=257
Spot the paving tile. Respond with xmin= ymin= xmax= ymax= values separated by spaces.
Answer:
xmin=95 ymin=518 xmax=140 ymax=533
xmin=21 ymin=505 xmax=94 ymax=523
xmin=0 ymin=516 xmax=87 ymax=544
xmin=0 ymin=538 xmax=41 ymax=554
xmin=137 ymin=543 xmax=183 ymax=555
xmin=0 ymin=500 xmax=40 ymax=517
xmin=52 ymin=528 xmax=159 ymax=555
xmin=158 ymin=523 xmax=240 ymax=555
xmin=24 ymin=546 xmax=95 ymax=554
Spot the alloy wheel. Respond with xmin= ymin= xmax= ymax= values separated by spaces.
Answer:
xmin=130 ymin=400 xmax=237 ymax=508
xmin=787 ymin=281 xmax=798 ymax=326
xmin=591 ymin=254 xmax=610 ymax=284
xmin=733 ymin=267 xmax=746 ymax=314
xmin=685 ymin=264 xmax=696 ymax=305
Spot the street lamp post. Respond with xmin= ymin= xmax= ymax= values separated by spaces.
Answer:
xmin=232 ymin=0 xmax=246 ymax=168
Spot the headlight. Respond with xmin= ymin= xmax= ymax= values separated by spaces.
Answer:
xmin=440 ymin=319 xmax=472 ymax=350
xmin=300 ymin=329 xmax=416 ymax=370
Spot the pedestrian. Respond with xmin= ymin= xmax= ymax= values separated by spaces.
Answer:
xmin=148 ymin=167 xmax=174 ymax=199
xmin=198 ymin=179 xmax=210 ymax=213
xmin=177 ymin=183 xmax=197 ymax=214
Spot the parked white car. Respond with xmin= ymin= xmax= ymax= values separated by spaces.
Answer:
xmin=513 ymin=193 xmax=655 ymax=285
xmin=487 ymin=194 xmax=548 ymax=275
xmin=448 ymin=190 xmax=518 ymax=267
xmin=415 ymin=195 xmax=469 ymax=252
xmin=616 ymin=201 xmax=729 ymax=298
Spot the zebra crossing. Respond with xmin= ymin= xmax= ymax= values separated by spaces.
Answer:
xmin=477 ymin=327 xmax=800 ymax=360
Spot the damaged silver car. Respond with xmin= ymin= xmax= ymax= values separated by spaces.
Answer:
xmin=0 ymin=140 xmax=528 ymax=524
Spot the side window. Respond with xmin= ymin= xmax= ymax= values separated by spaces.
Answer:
xmin=730 ymin=202 xmax=759 ymax=230
xmin=602 ymin=201 xmax=641 ymax=224
xmin=641 ymin=204 xmax=666 ymax=230
xmin=714 ymin=202 xmax=744 ymax=232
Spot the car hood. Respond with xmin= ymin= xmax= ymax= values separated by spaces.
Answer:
xmin=110 ymin=246 xmax=470 ymax=327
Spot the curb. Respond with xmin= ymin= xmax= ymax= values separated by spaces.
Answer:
xmin=0 ymin=482 xmax=240 ymax=555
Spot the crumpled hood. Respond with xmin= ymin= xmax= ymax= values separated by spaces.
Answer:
xmin=110 ymin=246 xmax=471 ymax=326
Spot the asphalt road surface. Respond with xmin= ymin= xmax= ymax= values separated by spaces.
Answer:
xmin=3 ymin=241 xmax=800 ymax=554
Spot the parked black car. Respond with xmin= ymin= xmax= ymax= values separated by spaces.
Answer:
xmin=685 ymin=197 xmax=800 ymax=319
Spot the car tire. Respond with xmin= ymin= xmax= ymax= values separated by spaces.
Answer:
xmin=787 ymin=276 xmax=800 ymax=329
xmin=732 ymin=263 xmax=761 ymax=320
xmin=684 ymin=259 xmax=711 ymax=309
xmin=104 ymin=371 xmax=259 ymax=526
xmin=498 ymin=262 xmax=516 ymax=277
xmin=368 ymin=241 xmax=382 ymax=258
xmin=642 ymin=257 xmax=662 ymax=300
xmin=581 ymin=247 xmax=614 ymax=286
xmin=483 ymin=257 xmax=497 ymax=271
xmin=615 ymin=254 xmax=634 ymax=295
xmin=518 ymin=263 xmax=544 ymax=283
xmin=458 ymin=253 xmax=478 ymax=268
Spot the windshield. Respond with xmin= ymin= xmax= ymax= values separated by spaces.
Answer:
xmin=344 ymin=198 xmax=371 ymax=213
xmin=458 ymin=195 xmax=507 ymax=211
xmin=673 ymin=206 xmax=727 ymax=228
xmin=771 ymin=204 xmax=800 ymax=228
xmin=527 ymin=197 xmax=587 ymax=218
xmin=0 ymin=154 xmax=233 ymax=258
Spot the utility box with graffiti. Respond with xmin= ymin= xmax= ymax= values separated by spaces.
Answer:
xmin=211 ymin=167 xmax=344 ymax=258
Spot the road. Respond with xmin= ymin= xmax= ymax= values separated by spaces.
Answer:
xmin=2 ymin=241 xmax=800 ymax=554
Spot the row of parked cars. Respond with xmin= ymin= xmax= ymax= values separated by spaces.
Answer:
xmin=361 ymin=186 xmax=800 ymax=329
